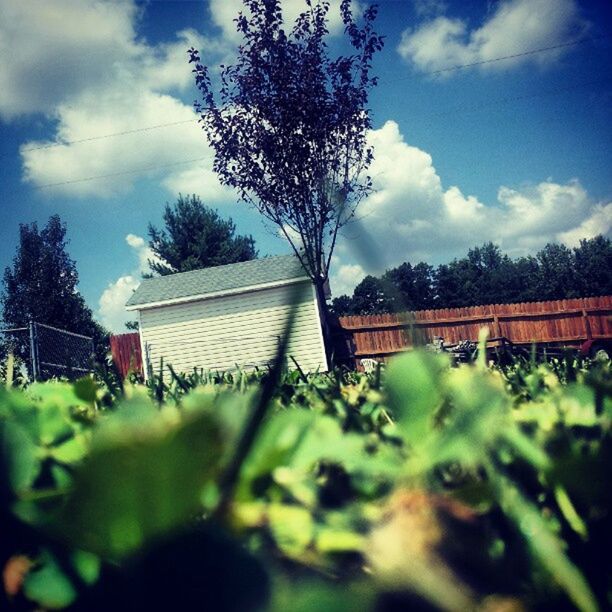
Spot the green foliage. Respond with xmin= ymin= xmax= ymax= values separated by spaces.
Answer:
xmin=1 ymin=215 xmax=108 ymax=364
xmin=147 ymin=194 xmax=257 ymax=276
xmin=0 ymin=355 xmax=610 ymax=611
xmin=332 ymin=236 xmax=612 ymax=314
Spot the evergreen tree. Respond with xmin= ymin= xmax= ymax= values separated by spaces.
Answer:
xmin=1 ymin=215 xmax=108 ymax=360
xmin=147 ymin=194 xmax=257 ymax=276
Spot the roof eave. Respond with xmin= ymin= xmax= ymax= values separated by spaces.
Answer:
xmin=125 ymin=275 xmax=310 ymax=311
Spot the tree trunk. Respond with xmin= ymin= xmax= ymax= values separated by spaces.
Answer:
xmin=313 ymin=277 xmax=333 ymax=369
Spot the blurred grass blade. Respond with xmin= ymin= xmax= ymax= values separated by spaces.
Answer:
xmin=488 ymin=468 xmax=598 ymax=612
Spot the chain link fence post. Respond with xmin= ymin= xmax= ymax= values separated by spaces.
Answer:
xmin=29 ymin=320 xmax=38 ymax=381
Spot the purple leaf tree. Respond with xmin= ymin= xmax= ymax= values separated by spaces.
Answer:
xmin=189 ymin=0 xmax=384 ymax=325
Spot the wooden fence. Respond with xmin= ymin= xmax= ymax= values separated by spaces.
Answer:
xmin=110 ymin=332 xmax=143 ymax=378
xmin=338 ymin=295 xmax=612 ymax=363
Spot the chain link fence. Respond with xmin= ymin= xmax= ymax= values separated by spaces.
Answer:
xmin=0 ymin=321 xmax=94 ymax=382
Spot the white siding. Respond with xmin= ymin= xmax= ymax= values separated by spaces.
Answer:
xmin=138 ymin=280 xmax=327 ymax=376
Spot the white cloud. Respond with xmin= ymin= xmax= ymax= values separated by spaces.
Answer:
xmin=328 ymin=120 xmax=611 ymax=297
xmin=98 ymin=275 xmax=141 ymax=333
xmin=98 ymin=233 xmax=164 ymax=332
xmin=398 ymin=0 xmax=588 ymax=74
xmin=140 ymin=28 xmax=217 ymax=92
xmin=125 ymin=233 xmax=165 ymax=274
xmin=209 ymin=0 xmax=352 ymax=43
xmin=329 ymin=261 xmax=367 ymax=297
xmin=557 ymin=203 xmax=612 ymax=247
xmin=162 ymin=165 xmax=235 ymax=203
xmin=0 ymin=0 xmax=142 ymax=119
xmin=21 ymin=90 xmax=213 ymax=198
xmin=11 ymin=0 xmax=367 ymax=201
xmin=5 ymin=1 xmax=232 ymax=201
xmin=411 ymin=0 xmax=448 ymax=19
xmin=0 ymin=1 xmax=210 ymax=121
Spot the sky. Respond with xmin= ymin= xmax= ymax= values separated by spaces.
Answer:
xmin=0 ymin=0 xmax=611 ymax=332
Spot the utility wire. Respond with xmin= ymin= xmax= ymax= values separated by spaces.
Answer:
xmin=19 ymin=119 xmax=197 ymax=153
xmin=382 ymin=34 xmax=611 ymax=81
xmin=421 ymin=76 xmax=612 ymax=120
xmin=12 ymin=35 xmax=610 ymax=156
xmin=29 ymin=74 xmax=611 ymax=191
xmin=33 ymin=156 xmax=211 ymax=190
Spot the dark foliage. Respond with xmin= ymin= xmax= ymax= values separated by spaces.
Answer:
xmin=1 ymin=215 xmax=108 ymax=362
xmin=332 ymin=236 xmax=612 ymax=315
xmin=188 ymin=0 xmax=384 ymax=297
xmin=147 ymin=194 xmax=257 ymax=276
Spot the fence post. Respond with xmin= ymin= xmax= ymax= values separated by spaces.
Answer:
xmin=29 ymin=321 xmax=38 ymax=381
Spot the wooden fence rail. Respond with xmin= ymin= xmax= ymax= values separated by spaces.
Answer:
xmin=338 ymin=295 xmax=612 ymax=363
xmin=110 ymin=332 xmax=143 ymax=379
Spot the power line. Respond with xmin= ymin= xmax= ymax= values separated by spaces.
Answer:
xmin=15 ymin=34 xmax=609 ymax=192
xmin=28 ymin=74 xmax=611 ymax=191
xmin=13 ymin=36 xmax=610 ymax=157
xmin=33 ymin=156 xmax=211 ymax=190
xmin=421 ymin=76 xmax=612 ymax=119
xmin=19 ymin=119 xmax=198 ymax=153
xmin=386 ymin=34 xmax=611 ymax=81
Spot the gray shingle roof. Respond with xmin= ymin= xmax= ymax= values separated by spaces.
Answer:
xmin=126 ymin=254 xmax=308 ymax=308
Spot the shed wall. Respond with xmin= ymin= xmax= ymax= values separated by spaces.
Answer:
xmin=138 ymin=280 xmax=326 ymax=375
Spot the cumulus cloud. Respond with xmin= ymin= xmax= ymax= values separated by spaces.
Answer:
xmin=98 ymin=275 xmax=141 ymax=333
xmin=328 ymin=120 xmax=611 ymax=296
xmin=0 ymin=0 xmax=211 ymax=121
xmin=398 ymin=0 xmax=588 ymax=74
xmin=11 ymin=0 xmax=363 ymax=201
xmin=0 ymin=0 xmax=142 ymax=119
xmin=162 ymin=165 xmax=235 ymax=204
xmin=98 ymin=233 xmax=162 ymax=332
xmin=21 ymin=89 xmax=216 ymax=198
xmin=329 ymin=260 xmax=367 ymax=297
xmin=557 ymin=203 xmax=612 ymax=247
xmin=6 ymin=1 xmax=232 ymax=200
xmin=411 ymin=0 xmax=448 ymax=19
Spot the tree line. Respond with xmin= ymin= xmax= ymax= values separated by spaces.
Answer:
xmin=331 ymin=236 xmax=612 ymax=316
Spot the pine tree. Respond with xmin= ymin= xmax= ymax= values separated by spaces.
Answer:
xmin=147 ymin=194 xmax=257 ymax=276
xmin=1 ymin=215 xmax=107 ymax=361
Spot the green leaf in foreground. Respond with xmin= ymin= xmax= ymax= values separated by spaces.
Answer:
xmin=54 ymin=409 xmax=224 ymax=558
xmin=23 ymin=551 xmax=76 ymax=610
xmin=385 ymin=352 xmax=448 ymax=445
xmin=0 ymin=419 xmax=40 ymax=493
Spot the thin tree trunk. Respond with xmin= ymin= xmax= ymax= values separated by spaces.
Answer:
xmin=313 ymin=277 xmax=334 ymax=369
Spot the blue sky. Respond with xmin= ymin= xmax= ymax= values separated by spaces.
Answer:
xmin=0 ymin=0 xmax=610 ymax=331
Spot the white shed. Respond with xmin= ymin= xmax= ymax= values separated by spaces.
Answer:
xmin=125 ymin=255 xmax=328 ymax=377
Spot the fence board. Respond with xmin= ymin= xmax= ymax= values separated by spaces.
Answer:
xmin=339 ymin=296 xmax=612 ymax=365
xmin=110 ymin=332 xmax=143 ymax=379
